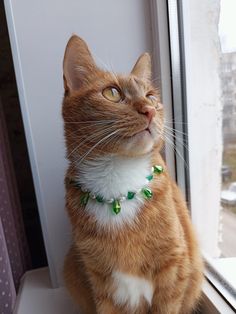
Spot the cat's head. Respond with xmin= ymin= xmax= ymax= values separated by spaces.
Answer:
xmin=62 ymin=35 xmax=164 ymax=163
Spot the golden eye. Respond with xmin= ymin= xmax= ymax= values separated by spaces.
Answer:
xmin=146 ymin=94 xmax=158 ymax=102
xmin=102 ymin=87 xmax=122 ymax=103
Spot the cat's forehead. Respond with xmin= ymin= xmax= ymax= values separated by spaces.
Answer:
xmin=116 ymin=74 xmax=149 ymax=99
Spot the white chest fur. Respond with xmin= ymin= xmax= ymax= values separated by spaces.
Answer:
xmin=76 ymin=154 xmax=151 ymax=228
xmin=112 ymin=271 xmax=154 ymax=308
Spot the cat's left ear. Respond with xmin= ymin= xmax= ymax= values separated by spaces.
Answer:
xmin=131 ymin=53 xmax=151 ymax=82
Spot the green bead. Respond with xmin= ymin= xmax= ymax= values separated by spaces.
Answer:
xmin=96 ymin=195 xmax=104 ymax=203
xmin=80 ymin=192 xmax=89 ymax=205
xmin=127 ymin=191 xmax=135 ymax=200
xmin=146 ymin=174 xmax=154 ymax=181
xmin=112 ymin=200 xmax=121 ymax=215
xmin=153 ymin=165 xmax=164 ymax=174
xmin=142 ymin=187 xmax=153 ymax=199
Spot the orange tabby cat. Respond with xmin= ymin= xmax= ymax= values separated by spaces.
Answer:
xmin=62 ymin=35 xmax=203 ymax=314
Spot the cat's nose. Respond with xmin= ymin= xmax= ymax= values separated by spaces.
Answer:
xmin=138 ymin=106 xmax=156 ymax=123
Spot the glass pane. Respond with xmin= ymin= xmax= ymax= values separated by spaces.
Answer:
xmin=219 ymin=1 xmax=236 ymax=257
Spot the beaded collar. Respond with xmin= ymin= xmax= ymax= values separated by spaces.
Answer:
xmin=69 ymin=165 xmax=164 ymax=215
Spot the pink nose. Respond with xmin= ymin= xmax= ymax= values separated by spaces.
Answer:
xmin=138 ymin=106 xmax=156 ymax=123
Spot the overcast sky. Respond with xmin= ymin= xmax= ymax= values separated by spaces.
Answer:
xmin=219 ymin=0 xmax=236 ymax=53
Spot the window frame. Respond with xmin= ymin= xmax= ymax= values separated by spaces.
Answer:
xmin=150 ymin=0 xmax=190 ymax=201
xmin=150 ymin=0 xmax=236 ymax=312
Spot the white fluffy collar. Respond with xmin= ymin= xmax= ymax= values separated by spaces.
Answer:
xmin=75 ymin=154 xmax=152 ymax=229
xmin=76 ymin=154 xmax=152 ymax=200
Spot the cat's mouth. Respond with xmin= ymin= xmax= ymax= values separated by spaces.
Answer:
xmin=119 ymin=123 xmax=159 ymax=155
xmin=124 ymin=122 xmax=158 ymax=143
xmin=132 ymin=127 xmax=153 ymax=139
xmin=137 ymin=126 xmax=152 ymax=136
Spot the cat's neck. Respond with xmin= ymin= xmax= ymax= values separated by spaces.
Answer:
xmin=75 ymin=154 xmax=152 ymax=200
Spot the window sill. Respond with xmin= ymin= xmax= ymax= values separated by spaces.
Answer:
xmin=14 ymin=268 xmax=78 ymax=314
xmin=204 ymin=255 xmax=236 ymax=311
xmin=201 ymin=279 xmax=235 ymax=313
xmin=14 ymin=267 xmax=235 ymax=314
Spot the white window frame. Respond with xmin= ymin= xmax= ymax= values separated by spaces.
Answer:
xmin=150 ymin=0 xmax=189 ymax=200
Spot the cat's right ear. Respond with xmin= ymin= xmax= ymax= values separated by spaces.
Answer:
xmin=131 ymin=53 xmax=151 ymax=82
xmin=63 ymin=35 xmax=98 ymax=93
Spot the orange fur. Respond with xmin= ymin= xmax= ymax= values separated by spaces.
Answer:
xmin=62 ymin=35 xmax=203 ymax=314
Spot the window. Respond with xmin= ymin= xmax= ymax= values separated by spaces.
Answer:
xmin=168 ymin=0 xmax=236 ymax=310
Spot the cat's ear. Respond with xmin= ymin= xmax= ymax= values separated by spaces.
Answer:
xmin=63 ymin=35 xmax=98 ymax=92
xmin=131 ymin=53 xmax=151 ymax=82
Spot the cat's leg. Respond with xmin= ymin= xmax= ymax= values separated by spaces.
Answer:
xmin=90 ymin=273 xmax=149 ymax=314
xmin=179 ymin=269 xmax=203 ymax=314
xmin=64 ymin=246 xmax=96 ymax=314
xmin=95 ymin=297 xmax=149 ymax=314
xmin=64 ymin=247 xmax=149 ymax=314
xmin=150 ymin=289 xmax=184 ymax=314
xmin=150 ymin=262 xmax=190 ymax=314
xmin=94 ymin=297 xmax=123 ymax=314
xmin=151 ymin=269 xmax=202 ymax=314
xmin=87 ymin=275 xmax=125 ymax=314
xmin=64 ymin=247 xmax=124 ymax=314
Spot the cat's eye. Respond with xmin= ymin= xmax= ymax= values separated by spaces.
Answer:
xmin=146 ymin=94 xmax=158 ymax=102
xmin=102 ymin=87 xmax=122 ymax=103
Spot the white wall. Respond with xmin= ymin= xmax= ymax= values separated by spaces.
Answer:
xmin=4 ymin=0 xmax=154 ymax=287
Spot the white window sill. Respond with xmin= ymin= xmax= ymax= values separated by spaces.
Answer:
xmin=204 ymin=256 xmax=236 ymax=312
xmin=202 ymin=280 xmax=235 ymax=314
xmin=209 ymin=257 xmax=236 ymax=292
xmin=14 ymin=268 xmax=79 ymax=314
xmin=14 ymin=267 xmax=235 ymax=314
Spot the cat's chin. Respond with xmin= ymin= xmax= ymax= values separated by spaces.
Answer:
xmin=119 ymin=130 xmax=155 ymax=157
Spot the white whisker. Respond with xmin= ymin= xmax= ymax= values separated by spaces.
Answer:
xmin=68 ymin=126 xmax=116 ymax=158
xmin=77 ymin=129 xmax=120 ymax=165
